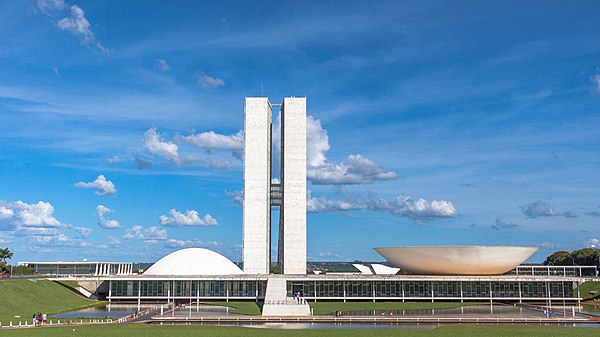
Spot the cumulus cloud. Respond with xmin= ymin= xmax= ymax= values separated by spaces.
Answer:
xmin=305 ymin=116 xmax=397 ymax=185
xmin=38 ymin=1 xmax=107 ymax=52
xmin=74 ymin=175 xmax=117 ymax=196
xmin=198 ymin=73 xmax=225 ymax=88
xmin=562 ymin=210 xmax=578 ymax=218
xmin=0 ymin=200 xmax=65 ymax=229
xmin=96 ymin=205 xmax=120 ymax=229
xmin=308 ymin=154 xmax=398 ymax=185
xmin=177 ymin=130 xmax=243 ymax=159
xmin=492 ymin=218 xmax=518 ymax=230
xmin=584 ymin=238 xmax=600 ymax=247
xmin=156 ymin=59 xmax=169 ymax=72
xmin=142 ymin=128 xmax=180 ymax=163
xmin=306 ymin=191 xmax=457 ymax=221
xmin=159 ymin=209 xmax=218 ymax=227
xmin=306 ymin=116 xmax=330 ymax=167
xmin=520 ymin=200 xmax=560 ymax=218
xmin=123 ymin=225 xmax=167 ymax=241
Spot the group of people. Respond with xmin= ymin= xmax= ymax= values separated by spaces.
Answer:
xmin=292 ymin=291 xmax=307 ymax=304
xmin=32 ymin=312 xmax=47 ymax=327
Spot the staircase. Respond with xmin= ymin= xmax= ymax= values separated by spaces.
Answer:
xmin=261 ymin=277 xmax=311 ymax=316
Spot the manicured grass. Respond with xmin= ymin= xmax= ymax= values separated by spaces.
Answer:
xmin=1 ymin=324 xmax=599 ymax=337
xmin=579 ymin=281 xmax=600 ymax=300
xmin=0 ymin=279 xmax=102 ymax=324
xmin=203 ymin=301 xmax=262 ymax=315
xmin=309 ymin=301 xmax=482 ymax=315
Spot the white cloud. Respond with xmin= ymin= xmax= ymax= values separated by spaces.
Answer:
xmin=72 ymin=226 xmax=92 ymax=237
xmin=178 ymin=130 xmax=243 ymax=151
xmin=306 ymin=116 xmax=330 ymax=167
xmin=142 ymin=128 xmax=180 ymax=163
xmin=308 ymin=154 xmax=398 ymax=185
xmin=123 ymin=225 xmax=167 ymax=241
xmin=56 ymin=5 xmax=107 ymax=52
xmin=305 ymin=116 xmax=397 ymax=185
xmin=0 ymin=206 xmax=14 ymax=220
xmin=37 ymin=0 xmax=65 ymax=15
xmin=107 ymin=236 xmax=121 ymax=246
xmin=0 ymin=200 xmax=65 ymax=228
xmin=492 ymin=218 xmax=518 ymax=230
xmin=307 ymin=191 xmax=457 ymax=221
xmin=225 ymin=190 xmax=243 ymax=205
xmin=74 ymin=175 xmax=117 ymax=196
xmin=96 ymin=205 xmax=120 ymax=229
xmin=520 ymin=200 xmax=560 ymax=218
xmin=198 ymin=73 xmax=225 ymax=88
xmin=156 ymin=59 xmax=169 ymax=72
xmin=159 ymin=209 xmax=218 ymax=227
xmin=591 ymin=74 xmax=600 ymax=93
xmin=584 ymin=238 xmax=600 ymax=247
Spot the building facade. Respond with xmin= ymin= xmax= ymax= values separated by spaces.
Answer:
xmin=243 ymin=97 xmax=307 ymax=275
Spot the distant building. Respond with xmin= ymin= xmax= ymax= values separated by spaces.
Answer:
xmin=19 ymin=261 xmax=133 ymax=276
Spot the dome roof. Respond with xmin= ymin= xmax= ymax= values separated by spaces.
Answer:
xmin=144 ymin=248 xmax=243 ymax=275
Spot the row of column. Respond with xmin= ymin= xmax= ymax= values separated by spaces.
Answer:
xmin=94 ymin=263 xmax=133 ymax=275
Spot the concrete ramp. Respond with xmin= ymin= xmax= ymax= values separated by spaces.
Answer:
xmin=261 ymin=277 xmax=310 ymax=316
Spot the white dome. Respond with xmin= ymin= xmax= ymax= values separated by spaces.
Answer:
xmin=144 ymin=248 xmax=243 ymax=275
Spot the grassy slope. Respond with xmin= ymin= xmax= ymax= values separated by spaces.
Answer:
xmin=203 ymin=302 xmax=262 ymax=315
xmin=579 ymin=281 xmax=600 ymax=300
xmin=1 ymin=324 xmax=599 ymax=337
xmin=309 ymin=301 xmax=481 ymax=315
xmin=0 ymin=279 xmax=99 ymax=323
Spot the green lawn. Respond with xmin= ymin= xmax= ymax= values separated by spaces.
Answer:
xmin=579 ymin=281 xmax=600 ymax=300
xmin=309 ymin=301 xmax=481 ymax=315
xmin=0 ymin=324 xmax=599 ymax=337
xmin=0 ymin=279 xmax=102 ymax=324
xmin=202 ymin=302 xmax=262 ymax=315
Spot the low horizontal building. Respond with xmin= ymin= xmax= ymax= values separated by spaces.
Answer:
xmin=19 ymin=261 xmax=134 ymax=276
xmin=106 ymin=274 xmax=582 ymax=305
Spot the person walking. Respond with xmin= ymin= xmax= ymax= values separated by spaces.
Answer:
xmin=42 ymin=312 xmax=47 ymax=326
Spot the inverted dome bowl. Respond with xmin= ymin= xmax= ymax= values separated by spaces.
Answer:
xmin=374 ymin=246 xmax=538 ymax=275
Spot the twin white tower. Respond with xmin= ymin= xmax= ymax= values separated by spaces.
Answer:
xmin=242 ymin=97 xmax=307 ymax=275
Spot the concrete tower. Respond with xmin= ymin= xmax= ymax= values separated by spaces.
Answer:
xmin=278 ymin=97 xmax=307 ymax=274
xmin=242 ymin=97 xmax=306 ymax=275
xmin=242 ymin=97 xmax=272 ymax=274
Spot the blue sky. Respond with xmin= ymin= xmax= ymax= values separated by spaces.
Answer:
xmin=1 ymin=0 xmax=600 ymax=264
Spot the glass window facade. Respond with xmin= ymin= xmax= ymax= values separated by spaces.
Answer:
xmin=110 ymin=279 xmax=576 ymax=301
xmin=111 ymin=280 xmax=266 ymax=298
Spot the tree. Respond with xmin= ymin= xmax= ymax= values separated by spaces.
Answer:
xmin=0 ymin=247 xmax=13 ymax=263
xmin=544 ymin=251 xmax=570 ymax=266
xmin=545 ymin=248 xmax=600 ymax=267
